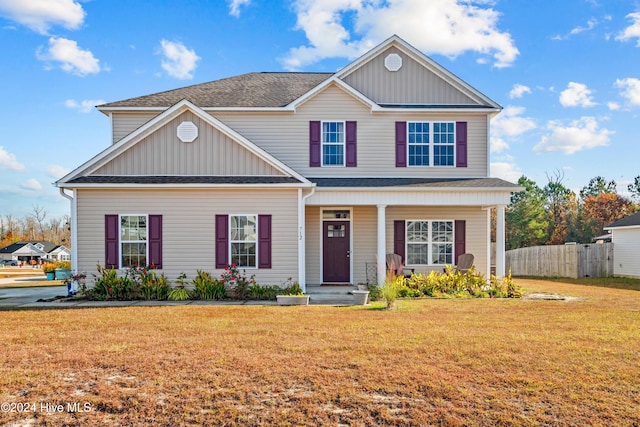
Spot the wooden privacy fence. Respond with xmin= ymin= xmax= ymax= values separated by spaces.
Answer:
xmin=505 ymin=243 xmax=613 ymax=278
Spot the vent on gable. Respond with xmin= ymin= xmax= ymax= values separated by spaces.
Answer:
xmin=177 ymin=121 xmax=198 ymax=142
xmin=384 ymin=53 xmax=402 ymax=72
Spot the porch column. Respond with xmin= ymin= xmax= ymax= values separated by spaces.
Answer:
xmin=376 ymin=204 xmax=387 ymax=286
xmin=297 ymin=189 xmax=306 ymax=292
xmin=496 ymin=204 xmax=506 ymax=277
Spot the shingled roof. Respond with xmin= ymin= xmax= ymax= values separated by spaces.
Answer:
xmin=98 ymin=72 xmax=333 ymax=109
xmin=606 ymin=211 xmax=640 ymax=228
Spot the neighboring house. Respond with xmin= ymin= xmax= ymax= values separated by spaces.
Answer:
xmin=55 ymin=35 xmax=520 ymax=289
xmin=48 ymin=245 xmax=71 ymax=262
xmin=0 ymin=241 xmax=57 ymax=264
xmin=604 ymin=211 xmax=640 ymax=278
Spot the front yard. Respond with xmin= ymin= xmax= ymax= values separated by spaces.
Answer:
xmin=0 ymin=279 xmax=638 ymax=426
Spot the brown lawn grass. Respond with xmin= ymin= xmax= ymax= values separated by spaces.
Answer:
xmin=1 ymin=279 xmax=638 ymax=426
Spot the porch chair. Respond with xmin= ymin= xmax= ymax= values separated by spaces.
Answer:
xmin=386 ymin=253 xmax=414 ymax=278
xmin=453 ymin=253 xmax=475 ymax=274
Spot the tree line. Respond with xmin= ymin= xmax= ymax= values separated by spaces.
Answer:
xmin=505 ymin=172 xmax=640 ymax=250
xmin=0 ymin=206 xmax=71 ymax=249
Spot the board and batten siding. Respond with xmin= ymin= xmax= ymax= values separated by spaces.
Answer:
xmin=214 ymin=84 xmax=489 ymax=178
xmin=76 ymin=188 xmax=299 ymax=285
xmin=111 ymin=112 xmax=160 ymax=144
xmin=612 ymin=228 xmax=640 ymax=278
xmin=305 ymin=205 xmax=488 ymax=285
xmin=342 ymin=46 xmax=480 ymax=106
xmin=94 ymin=111 xmax=284 ymax=177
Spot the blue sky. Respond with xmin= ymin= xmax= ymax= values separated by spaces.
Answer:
xmin=1 ymin=0 xmax=640 ymax=219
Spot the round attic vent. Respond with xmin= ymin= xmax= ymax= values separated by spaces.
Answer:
xmin=384 ymin=53 xmax=402 ymax=71
xmin=177 ymin=121 xmax=198 ymax=142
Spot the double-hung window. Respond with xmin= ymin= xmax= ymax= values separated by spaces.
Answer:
xmin=120 ymin=215 xmax=147 ymax=267
xmin=322 ymin=121 xmax=345 ymax=166
xmin=408 ymin=121 xmax=455 ymax=166
xmin=406 ymin=220 xmax=454 ymax=265
xmin=230 ymin=215 xmax=257 ymax=268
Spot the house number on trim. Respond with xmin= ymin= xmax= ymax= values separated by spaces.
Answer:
xmin=177 ymin=121 xmax=198 ymax=142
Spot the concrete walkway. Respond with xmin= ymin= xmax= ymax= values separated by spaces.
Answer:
xmin=0 ymin=279 xmax=363 ymax=310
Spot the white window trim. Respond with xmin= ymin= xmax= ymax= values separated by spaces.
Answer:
xmin=119 ymin=214 xmax=148 ymax=269
xmin=321 ymin=120 xmax=346 ymax=167
xmin=229 ymin=214 xmax=258 ymax=269
xmin=407 ymin=121 xmax=456 ymax=168
xmin=405 ymin=219 xmax=455 ymax=266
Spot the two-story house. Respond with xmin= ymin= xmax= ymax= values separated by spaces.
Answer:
xmin=56 ymin=35 xmax=519 ymax=290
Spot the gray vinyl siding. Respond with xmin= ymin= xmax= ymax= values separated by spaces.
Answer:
xmin=214 ymin=84 xmax=489 ymax=178
xmin=95 ymin=111 xmax=284 ymax=176
xmin=112 ymin=112 xmax=159 ymax=143
xmin=342 ymin=46 xmax=480 ymax=106
xmin=305 ymin=205 xmax=488 ymax=285
xmin=76 ymin=188 xmax=299 ymax=285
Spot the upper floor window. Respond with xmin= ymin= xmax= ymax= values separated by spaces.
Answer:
xmin=408 ymin=121 xmax=455 ymax=167
xmin=322 ymin=121 xmax=345 ymax=166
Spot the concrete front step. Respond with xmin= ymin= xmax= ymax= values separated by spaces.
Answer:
xmin=306 ymin=285 xmax=362 ymax=305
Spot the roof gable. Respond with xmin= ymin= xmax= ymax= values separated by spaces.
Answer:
xmin=336 ymin=35 xmax=501 ymax=109
xmin=57 ymin=100 xmax=311 ymax=186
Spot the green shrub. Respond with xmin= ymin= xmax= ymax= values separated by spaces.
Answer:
xmin=192 ymin=270 xmax=226 ymax=300
xmin=168 ymin=272 xmax=192 ymax=301
xmin=488 ymin=271 xmax=523 ymax=298
xmin=381 ymin=269 xmax=405 ymax=309
xmin=129 ymin=265 xmax=171 ymax=300
xmin=221 ymin=264 xmax=256 ymax=299
xmin=280 ymin=278 xmax=304 ymax=296
xmin=248 ymin=283 xmax=281 ymax=300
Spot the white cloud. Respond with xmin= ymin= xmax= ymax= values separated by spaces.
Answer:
xmin=614 ymin=77 xmax=640 ymax=106
xmin=490 ymin=106 xmax=536 ymax=153
xmin=607 ymin=101 xmax=620 ymax=111
xmin=36 ymin=37 xmax=102 ymax=76
xmin=64 ymin=99 xmax=105 ymax=113
xmin=0 ymin=0 xmax=85 ymax=34
xmin=281 ymin=0 xmax=519 ymax=70
xmin=20 ymin=178 xmax=42 ymax=191
xmin=570 ymin=18 xmax=597 ymax=36
xmin=159 ymin=40 xmax=200 ymax=80
xmin=228 ymin=0 xmax=251 ymax=17
xmin=533 ymin=116 xmax=613 ymax=155
xmin=0 ymin=146 xmax=25 ymax=171
xmin=46 ymin=165 xmax=70 ymax=179
xmin=490 ymin=158 xmax=523 ymax=183
xmin=509 ymin=84 xmax=531 ymax=99
xmin=559 ymin=82 xmax=597 ymax=107
xmin=615 ymin=12 xmax=640 ymax=46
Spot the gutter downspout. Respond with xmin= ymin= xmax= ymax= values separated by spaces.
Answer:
xmin=59 ymin=188 xmax=78 ymax=274
xmin=298 ymin=186 xmax=316 ymax=292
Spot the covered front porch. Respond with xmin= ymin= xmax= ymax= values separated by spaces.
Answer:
xmin=297 ymin=178 xmax=519 ymax=290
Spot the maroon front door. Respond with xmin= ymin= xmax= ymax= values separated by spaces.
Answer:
xmin=323 ymin=221 xmax=350 ymax=283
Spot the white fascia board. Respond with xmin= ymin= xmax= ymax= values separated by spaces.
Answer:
xmin=61 ymin=183 xmax=314 ymax=190
xmin=306 ymin=188 xmax=515 ymax=206
xmin=370 ymin=106 xmax=501 ymax=114
xmin=58 ymin=100 xmax=311 ymax=186
xmin=603 ymin=224 xmax=640 ymax=231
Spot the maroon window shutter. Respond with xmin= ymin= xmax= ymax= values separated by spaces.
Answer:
xmin=345 ymin=121 xmax=357 ymax=167
xmin=258 ymin=214 xmax=272 ymax=269
xmin=105 ymin=214 xmax=119 ymax=269
xmin=456 ymin=122 xmax=467 ymax=167
xmin=309 ymin=121 xmax=321 ymax=167
xmin=454 ymin=220 xmax=466 ymax=264
xmin=148 ymin=215 xmax=162 ymax=269
xmin=215 ymin=215 xmax=229 ymax=269
xmin=395 ymin=122 xmax=407 ymax=167
xmin=393 ymin=220 xmax=406 ymax=262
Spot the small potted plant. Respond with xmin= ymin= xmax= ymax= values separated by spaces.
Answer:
xmin=55 ymin=261 xmax=72 ymax=280
xmin=352 ymin=283 xmax=370 ymax=305
xmin=276 ymin=278 xmax=309 ymax=306
xmin=43 ymin=263 xmax=57 ymax=280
